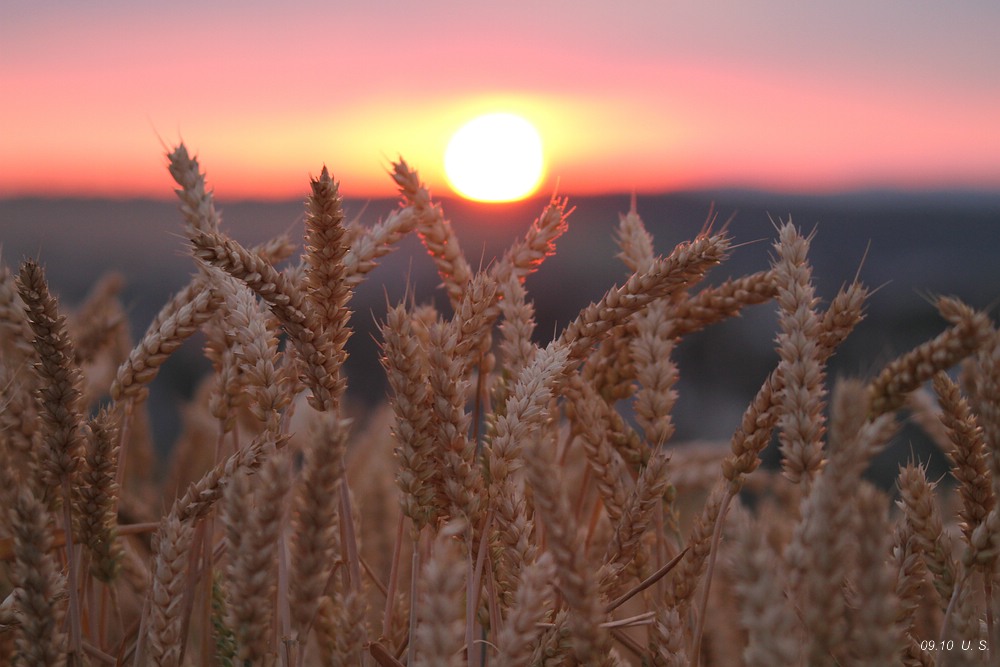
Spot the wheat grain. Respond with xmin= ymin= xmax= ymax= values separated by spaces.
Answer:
xmin=111 ymin=277 xmax=221 ymax=404
xmin=77 ymin=407 xmax=123 ymax=582
xmin=16 ymin=259 xmax=86 ymax=498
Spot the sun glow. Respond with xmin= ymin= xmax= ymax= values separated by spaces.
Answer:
xmin=444 ymin=112 xmax=544 ymax=202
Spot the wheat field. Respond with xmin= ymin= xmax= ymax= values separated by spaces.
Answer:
xmin=1 ymin=144 xmax=998 ymax=666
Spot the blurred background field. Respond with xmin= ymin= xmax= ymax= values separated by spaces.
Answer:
xmin=3 ymin=189 xmax=998 ymax=483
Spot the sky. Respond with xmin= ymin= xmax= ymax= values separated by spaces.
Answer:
xmin=2 ymin=1 xmax=999 ymax=200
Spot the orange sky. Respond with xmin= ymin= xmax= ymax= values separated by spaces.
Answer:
xmin=2 ymin=2 xmax=999 ymax=200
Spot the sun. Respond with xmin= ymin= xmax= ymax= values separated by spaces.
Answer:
xmin=444 ymin=112 xmax=545 ymax=202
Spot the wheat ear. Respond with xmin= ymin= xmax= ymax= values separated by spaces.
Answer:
xmin=933 ymin=372 xmax=993 ymax=548
xmin=489 ymin=195 xmax=570 ymax=288
xmin=896 ymin=462 xmax=959 ymax=606
xmin=598 ymin=446 xmax=671 ymax=599
xmin=111 ymin=278 xmax=221 ymax=404
xmin=731 ymin=516 xmax=800 ymax=666
xmin=289 ymin=414 xmax=349 ymax=649
xmin=225 ymin=450 xmax=290 ymax=666
xmin=847 ymin=485 xmax=901 ymax=667
xmin=9 ymin=488 xmax=67 ymax=666
xmin=380 ymin=303 xmax=443 ymax=529
xmin=167 ymin=143 xmax=222 ymax=235
xmin=0 ymin=261 xmax=35 ymax=363
xmin=16 ymin=259 xmax=86 ymax=498
xmin=525 ymin=435 xmax=614 ymax=666
xmin=304 ymin=166 xmax=352 ymax=407
xmin=173 ymin=429 xmax=286 ymax=523
xmin=191 ymin=229 xmax=337 ymax=411
xmin=343 ymin=206 xmax=418 ymax=287
xmin=391 ymin=158 xmax=472 ymax=307
xmin=411 ymin=523 xmax=466 ymax=667
xmin=783 ymin=413 xmax=896 ymax=667
xmin=494 ymin=552 xmax=557 ymax=667
xmin=144 ymin=512 xmax=194 ymax=667
xmin=868 ymin=296 xmax=992 ymax=416
xmin=77 ymin=407 xmax=123 ymax=582
xmin=772 ymin=221 xmax=826 ymax=484
xmin=223 ymin=282 xmax=289 ymax=430
xmin=16 ymin=259 xmax=86 ymax=659
xmin=559 ymin=233 xmax=729 ymax=361
xmin=666 ymin=270 xmax=776 ymax=339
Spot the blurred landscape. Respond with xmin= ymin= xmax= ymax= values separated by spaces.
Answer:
xmin=3 ymin=189 xmax=999 ymax=481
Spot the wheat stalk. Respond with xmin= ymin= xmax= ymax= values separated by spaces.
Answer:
xmin=4 ymin=142 xmax=1000 ymax=666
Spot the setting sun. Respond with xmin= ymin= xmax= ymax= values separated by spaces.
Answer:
xmin=444 ymin=112 xmax=545 ymax=202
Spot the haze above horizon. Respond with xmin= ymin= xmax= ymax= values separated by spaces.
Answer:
xmin=3 ymin=1 xmax=999 ymax=200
